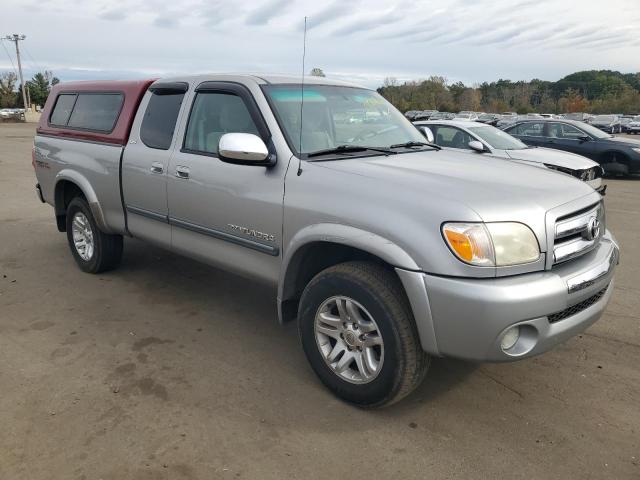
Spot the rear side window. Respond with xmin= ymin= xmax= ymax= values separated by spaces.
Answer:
xmin=140 ymin=91 xmax=186 ymax=150
xmin=67 ymin=93 xmax=124 ymax=132
xmin=49 ymin=94 xmax=77 ymax=126
xmin=183 ymin=92 xmax=259 ymax=156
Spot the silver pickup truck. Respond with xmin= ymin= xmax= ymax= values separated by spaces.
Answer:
xmin=33 ymin=74 xmax=619 ymax=407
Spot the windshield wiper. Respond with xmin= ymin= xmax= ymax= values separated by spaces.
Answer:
xmin=389 ymin=141 xmax=441 ymax=151
xmin=306 ymin=145 xmax=396 ymax=158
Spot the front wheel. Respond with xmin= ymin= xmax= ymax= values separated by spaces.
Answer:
xmin=66 ymin=197 xmax=123 ymax=273
xmin=298 ymin=261 xmax=430 ymax=408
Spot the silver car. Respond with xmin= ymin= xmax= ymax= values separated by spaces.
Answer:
xmin=415 ymin=120 xmax=604 ymax=191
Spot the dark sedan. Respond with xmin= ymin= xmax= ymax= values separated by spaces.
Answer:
xmin=503 ymin=119 xmax=640 ymax=175
xmin=590 ymin=115 xmax=622 ymax=134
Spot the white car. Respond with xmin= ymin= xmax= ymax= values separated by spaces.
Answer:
xmin=628 ymin=116 xmax=640 ymax=134
xmin=415 ymin=120 xmax=604 ymax=192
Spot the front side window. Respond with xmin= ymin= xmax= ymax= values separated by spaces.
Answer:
xmin=431 ymin=126 xmax=473 ymax=149
xmin=263 ymin=85 xmax=426 ymax=156
xmin=184 ymin=92 xmax=260 ymax=155
xmin=49 ymin=94 xmax=77 ymax=126
xmin=140 ymin=91 xmax=185 ymax=150
xmin=67 ymin=93 xmax=124 ymax=132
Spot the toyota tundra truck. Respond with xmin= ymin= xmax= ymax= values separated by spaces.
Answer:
xmin=33 ymin=75 xmax=620 ymax=407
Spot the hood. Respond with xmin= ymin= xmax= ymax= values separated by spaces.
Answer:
xmin=591 ymin=120 xmax=615 ymax=126
xmin=505 ymin=147 xmax=598 ymax=170
xmin=315 ymin=149 xmax=597 ymax=224
xmin=604 ymin=135 xmax=640 ymax=147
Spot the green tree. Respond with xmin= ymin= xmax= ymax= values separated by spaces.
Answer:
xmin=26 ymin=71 xmax=58 ymax=108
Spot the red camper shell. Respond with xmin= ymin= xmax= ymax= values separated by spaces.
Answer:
xmin=37 ymin=79 xmax=155 ymax=145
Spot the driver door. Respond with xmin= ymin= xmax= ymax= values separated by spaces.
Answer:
xmin=167 ymin=82 xmax=286 ymax=284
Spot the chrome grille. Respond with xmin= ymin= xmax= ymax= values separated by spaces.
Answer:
xmin=553 ymin=203 xmax=604 ymax=265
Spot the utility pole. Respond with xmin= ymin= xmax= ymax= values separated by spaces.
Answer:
xmin=3 ymin=34 xmax=29 ymax=111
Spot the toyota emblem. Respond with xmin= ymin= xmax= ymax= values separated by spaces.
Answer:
xmin=584 ymin=217 xmax=601 ymax=241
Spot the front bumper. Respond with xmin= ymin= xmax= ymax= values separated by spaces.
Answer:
xmin=398 ymin=230 xmax=619 ymax=362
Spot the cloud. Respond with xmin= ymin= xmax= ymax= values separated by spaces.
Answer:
xmin=331 ymin=11 xmax=403 ymax=36
xmin=304 ymin=1 xmax=353 ymax=31
xmin=153 ymin=15 xmax=179 ymax=28
xmin=245 ymin=0 xmax=290 ymax=25
xmin=99 ymin=10 xmax=127 ymax=21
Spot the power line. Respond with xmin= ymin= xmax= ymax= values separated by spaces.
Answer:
xmin=0 ymin=38 xmax=18 ymax=76
xmin=23 ymin=44 xmax=44 ymax=73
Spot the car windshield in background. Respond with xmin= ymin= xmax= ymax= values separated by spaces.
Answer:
xmin=577 ymin=122 xmax=612 ymax=138
xmin=263 ymin=85 xmax=427 ymax=158
xmin=468 ymin=126 xmax=528 ymax=150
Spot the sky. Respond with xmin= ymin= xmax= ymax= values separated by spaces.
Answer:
xmin=2 ymin=0 xmax=639 ymax=88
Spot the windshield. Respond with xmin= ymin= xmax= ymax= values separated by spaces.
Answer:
xmin=467 ymin=125 xmax=528 ymax=150
xmin=263 ymin=85 xmax=427 ymax=157
xmin=593 ymin=115 xmax=615 ymax=122
xmin=576 ymin=122 xmax=612 ymax=138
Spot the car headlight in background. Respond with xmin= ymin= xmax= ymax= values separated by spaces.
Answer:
xmin=442 ymin=222 xmax=540 ymax=266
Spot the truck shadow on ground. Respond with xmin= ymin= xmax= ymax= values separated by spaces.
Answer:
xmin=113 ymin=237 xmax=477 ymax=412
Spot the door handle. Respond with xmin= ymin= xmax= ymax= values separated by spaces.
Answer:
xmin=150 ymin=162 xmax=164 ymax=174
xmin=175 ymin=166 xmax=190 ymax=179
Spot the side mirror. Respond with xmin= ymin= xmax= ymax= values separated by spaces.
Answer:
xmin=579 ymin=135 xmax=591 ymax=142
xmin=218 ymin=133 xmax=274 ymax=166
xmin=420 ymin=126 xmax=435 ymax=143
xmin=468 ymin=140 xmax=486 ymax=153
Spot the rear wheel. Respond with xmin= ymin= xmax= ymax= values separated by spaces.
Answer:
xmin=298 ymin=261 xmax=430 ymax=408
xmin=65 ymin=197 xmax=123 ymax=273
xmin=601 ymin=152 xmax=630 ymax=177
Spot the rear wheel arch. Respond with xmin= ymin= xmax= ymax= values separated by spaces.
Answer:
xmin=53 ymin=173 xmax=110 ymax=233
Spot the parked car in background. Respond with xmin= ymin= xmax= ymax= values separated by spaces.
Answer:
xmin=564 ymin=113 xmax=590 ymax=122
xmin=627 ymin=116 xmax=640 ymax=134
xmin=476 ymin=113 xmax=501 ymax=126
xmin=590 ymin=115 xmax=622 ymax=134
xmin=496 ymin=113 xmax=518 ymax=128
xmin=415 ymin=120 xmax=603 ymax=191
xmin=404 ymin=110 xmax=421 ymax=120
xmin=504 ymin=119 xmax=640 ymax=175
xmin=453 ymin=112 xmax=478 ymax=121
xmin=412 ymin=110 xmax=438 ymax=121
xmin=620 ymin=117 xmax=633 ymax=133
xmin=428 ymin=111 xmax=455 ymax=120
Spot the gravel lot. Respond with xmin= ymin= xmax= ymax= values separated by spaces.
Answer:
xmin=1 ymin=123 xmax=638 ymax=480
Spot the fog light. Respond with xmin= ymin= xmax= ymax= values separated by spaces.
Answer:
xmin=501 ymin=326 xmax=520 ymax=351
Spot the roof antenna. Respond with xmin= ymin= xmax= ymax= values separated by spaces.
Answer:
xmin=297 ymin=16 xmax=307 ymax=176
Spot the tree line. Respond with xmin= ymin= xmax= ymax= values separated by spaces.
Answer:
xmin=377 ymin=70 xmax=640 ymax=115
xmin=0 ymin=71 xmax=59 ymax=109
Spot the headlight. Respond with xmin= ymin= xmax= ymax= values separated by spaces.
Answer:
xmin=632 ymin=148 xmax=640 ymax=155
xmin=442 ymin=222 xmax=540 ymax=267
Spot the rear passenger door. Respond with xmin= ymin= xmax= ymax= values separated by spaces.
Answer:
xmin=167 ymin=81 xmax=285 ymax=285
xmin=122 ymin=82 xmax=188 ymax=246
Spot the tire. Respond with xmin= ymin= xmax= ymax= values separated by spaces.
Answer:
xmin=65 ymin=196 xmax=123 ymax=273
xmin=298 ymin=261 xmax=430 ymax=408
